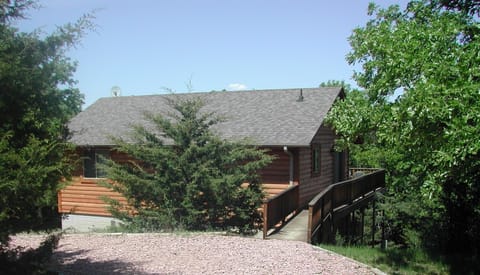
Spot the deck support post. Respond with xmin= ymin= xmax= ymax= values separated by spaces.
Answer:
xmin=330 ymin=189 xmax=335 ymax=243
xmin=371 ymin=196 xmax=376 ymax=248
xmin=360 ymin=207 xmax=365 ymax=245
xmin=381 ymin=210 xmax=387 ymax=250
xmin=352 ymin=210 xmax=356 ymax=244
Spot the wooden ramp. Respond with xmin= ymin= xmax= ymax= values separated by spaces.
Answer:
xmin=263 ymin=210 xmax=309 ymax=242
xmin=261 ymin=170 xmax=386 ymax=244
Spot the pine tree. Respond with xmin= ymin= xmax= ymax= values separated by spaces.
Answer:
xmin=0 ymin=1 xmax=92 ymax=272
xmin=103 ymin=97 xmax=273 ymax=233
xmin=0 ymin=0 xmax=92 ymax=243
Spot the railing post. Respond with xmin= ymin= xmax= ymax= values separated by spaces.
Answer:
xmin=361 ymin=207 xmax=365 ymax=244
xmin=320 ymin=197 xmax=325 ymax=243
xmin=331 ymin=185 xmax=335 ymax=211
xmin=262 ymin=185 xmax=299 ymax=239
xmin=294 ymin=186 xmax=299 ymax=216
xmin=263 ymin=202 xmax=268 ymax=239
xmin=349 ymin=180 xmax=353 ymax=204
xmin=307 ymin=205 xmax=313 ymax=243
xmin=371 ymin=196 xmax=376 ymax=247
xmin=330 ymin=188 xmax=335 ymax=242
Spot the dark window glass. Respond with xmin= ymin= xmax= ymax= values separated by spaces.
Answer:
xmin=83 ymin=150 xmax=96 ymax=178
xmin=95 ymin=149 xmax=109 ymax=178
xmin=83 ymin=149 xmax=109 ymax=178
xmin=312 ymin=145 xmax=321 ymax=174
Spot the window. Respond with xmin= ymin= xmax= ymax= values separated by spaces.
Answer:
xmin=312 ymin=145 xmax=321 ymax=175
xmin=83 ymin=149 xmax=110 ymax=178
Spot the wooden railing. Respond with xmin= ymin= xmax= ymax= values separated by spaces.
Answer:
xmin=307 ymin=169 xmax=385 ymax=243
xmin=262 ymin=184 xmax=299 ymax=239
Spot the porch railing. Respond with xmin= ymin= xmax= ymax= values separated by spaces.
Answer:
xmin=262 ymin=184 xmax=299 ymax=239
xmin=307 ymin=169 xmax=385 ymax=243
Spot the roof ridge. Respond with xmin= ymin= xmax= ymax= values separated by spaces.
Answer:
xmin=96 ymin=87 xmax=333 ymax=101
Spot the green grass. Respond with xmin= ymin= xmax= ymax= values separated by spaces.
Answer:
xmin=319 ymin=244 xmax=450 ymax=275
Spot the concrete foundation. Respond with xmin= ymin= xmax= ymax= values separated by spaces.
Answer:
xmin=62 ymin=214 xmax=123 ymax=232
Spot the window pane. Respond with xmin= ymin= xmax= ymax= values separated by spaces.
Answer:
xmin=83 ymin=149 xmax=110 ymax=178
xmin=312 ymin=145 xmax=321 ymax=174
xmin=95 ymin=150 xmax=110 ymax=178
xmin=83 ymin=150 xmax=96 ymax=177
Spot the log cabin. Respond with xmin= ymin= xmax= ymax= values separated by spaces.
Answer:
xmin=59 ymin=87 xmax=347 ymax=231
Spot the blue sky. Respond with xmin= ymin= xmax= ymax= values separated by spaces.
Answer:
xmin=16 ymin=0 xmax=408 ymax=108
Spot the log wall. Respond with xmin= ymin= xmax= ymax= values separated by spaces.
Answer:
xmin=59 ymin=147 xmax=296 ymax=216
xmin=260 ymin=147 xmax=299 ymax=197
xmin=58 ymin=178 xmax=128 ymax=216
xmin=59 ymin=130 xmax=345 ymax=217
xmin=297 ymin=125 xmax=338 ymax=207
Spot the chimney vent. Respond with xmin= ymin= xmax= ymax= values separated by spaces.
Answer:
xmin=297 ymin=89 xmax=304 ymax=102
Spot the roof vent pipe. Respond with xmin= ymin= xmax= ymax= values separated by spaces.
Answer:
xmin=297 ymin=89 xmax=304 ymax=102
xmin=283 ymin=146 xmax=294 ymax=185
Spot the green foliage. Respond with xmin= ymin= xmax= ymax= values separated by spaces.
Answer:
xmin=319 ymin=79 xmax=352 ymax=92
xmin=320 ymin=244 xmax=451 ymax=275
xmin=434 ymin=0 xmax=480 ymax=16
xmin=322 ymin=82 xmax=385 ymax=168
xmin=0 ymin=4 xmax=92 ymax=146
xmin=326 ymin=89 xmax=375 ymax=148
xmin=326 ymin=0 xmax=480 ymax=253
xmin=0 ymin=0 xmax=91 ymax=245
xmin=0 ymin=134 xmax=74 ymax=243
xmin=103 ymin=97 xmax=273 ymax=233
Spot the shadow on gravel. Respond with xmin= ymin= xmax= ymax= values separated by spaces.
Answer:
xmin=50 ymin=250 xmax=152 ymax=275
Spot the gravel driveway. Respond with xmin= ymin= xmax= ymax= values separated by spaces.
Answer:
xmin=11 ymin=233 xmax=380 ymax=274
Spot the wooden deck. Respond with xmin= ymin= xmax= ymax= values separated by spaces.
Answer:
xmin=262 ymin=169 xmax=386 ymax=244
xmin=266 ymin=210 xmax=309 ymax=242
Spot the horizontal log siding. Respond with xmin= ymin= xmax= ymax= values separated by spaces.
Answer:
xmin=58 ymin=178 xmax=128 ymax=216
xmin=298 ymin=125 xmax=336 ymax=207
xmin=59 ymin=147 xmax=295 ymax=216
xmin=59 ymin=148 xmax=131 ymax=216
xmin=260 ymin=147 xmax=299 ymax=197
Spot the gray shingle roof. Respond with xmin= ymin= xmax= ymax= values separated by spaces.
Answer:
xmin=68 ymin=87 xmax=342 ymax=147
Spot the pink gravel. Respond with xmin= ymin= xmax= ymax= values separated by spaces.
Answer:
xmin=10 ymin=233 xmax=380 ymax=274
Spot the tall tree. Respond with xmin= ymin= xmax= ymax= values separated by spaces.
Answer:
xmin=103 ymin=97 xmax=273 ymax=233
xmin=319 ymin=80 xmax=352 ymax=91
xmin=326 ymin=0 xmax=480 ymax=252
xmin=320 ymin=80 xmax=383 ymax=168
xmin=0 ymin=0 xmax=92 ymax=244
